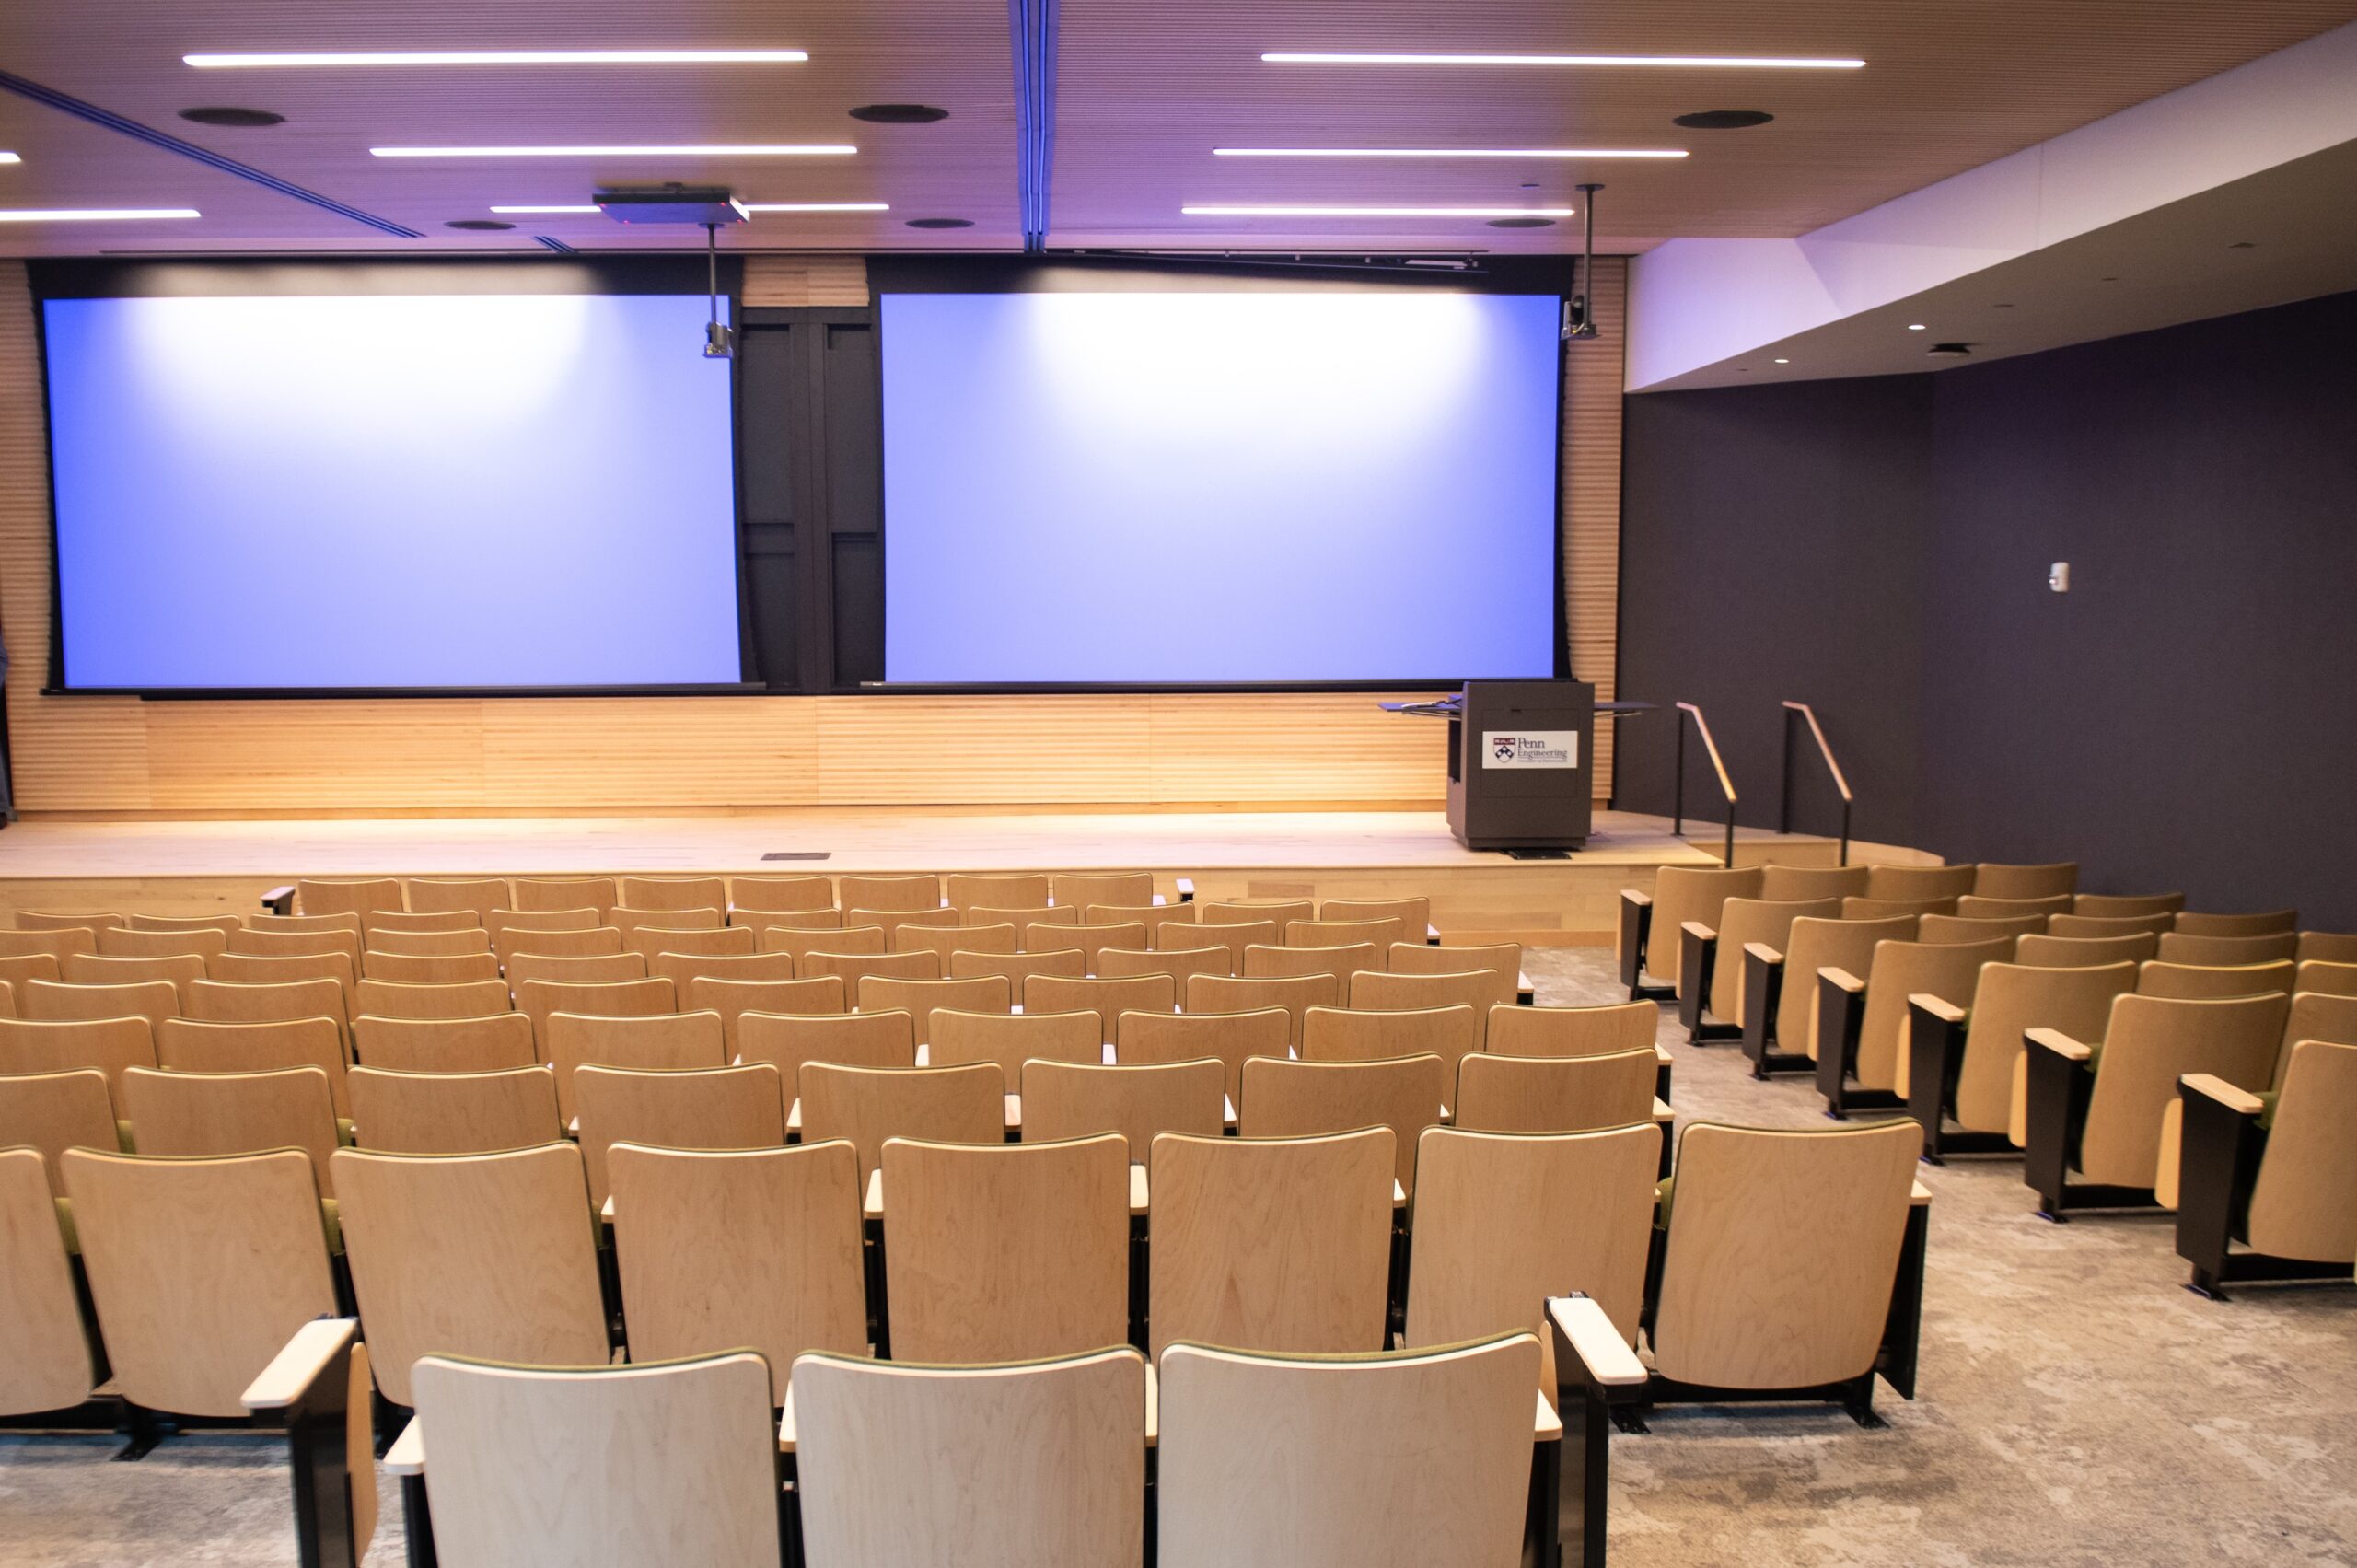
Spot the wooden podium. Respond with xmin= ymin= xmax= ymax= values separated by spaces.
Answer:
xmin=1387 ymin=679 xmax=1598 ymax=852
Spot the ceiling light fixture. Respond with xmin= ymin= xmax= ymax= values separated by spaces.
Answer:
xmin=1212 ymin=146 xmax=1686 ymax=159
xmin=1262 ymin=52 xmax=1864 ymax=69
xmin=186 ymin=50 xmax=808 ymax=68
xmin=1183 ymin=204 xmax=1574 ymax=217
xmin=374 ymin=144 xmax=853 ymax=158
xmin=1773 ymin=357 xmax=1790 ymax=364
xmin=0 ymin=208 xmax=201 ymax=221
xmin=905 ymin=216 xmax=973 ymax=228
xmin=744 ymin=202 xmax=889 ymax=212
xmin=1674 ymin=110 xmax=1774 ymax=129
xmin=850 ymin=104 xmax=948 ymax=123
xmin=1907 ymin=323 xmax=1926 ymax=331
xmin=0 ymin=152 xmax=22 ymax=164
xmin=490 ymin=204 xmax=598 ymax=214
xmin=179 ymin=106 xmax=286 ymax=126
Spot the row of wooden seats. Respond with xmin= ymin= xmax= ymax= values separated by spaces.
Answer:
xmin=273 ymin=870 xmax=1186 ymax=919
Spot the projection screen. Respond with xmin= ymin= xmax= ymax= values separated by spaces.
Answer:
xmin=42 ymin=291 xmax=742 ymax=691
xmin=877 ymin=288 xmax=1561 ymax=685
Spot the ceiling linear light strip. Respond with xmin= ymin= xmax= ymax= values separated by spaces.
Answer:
xmin=1213 ymin=147 xmax=1686 ymax=159
xmin=1260 ymin=52 xmax=1864 ymax=69
xmin=374 ymin=145 xmax=854 ymax=158
xmin=0 ymin=152 xmax=19 ymax=164
xmin=0 ymin=67 xmax=423 ymax=238
xmin=489 ymin=202 xmax=890 ymax=214
xmin=186 ymin=50 xmax=808 ymax=67
xmin=1009 ymin=0 xmax=1058 ymax=253
xmin=0 ymin=208 xmax=202 ymax=222
xmin=1183 ymin=205 xmax=1574 ymax=217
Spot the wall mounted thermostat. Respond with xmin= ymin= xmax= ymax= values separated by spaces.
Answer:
xmin=2049 ymin=562 xmax=2071 ymax=593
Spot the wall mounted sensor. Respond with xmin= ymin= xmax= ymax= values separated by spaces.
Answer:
xmin=2049 ymin=562 xmax=2070 ymax=593
xmin=1563 ymin=182 xmax=1604 ymax=341
xmin=701 ymin=223 xmax=734 ymax=358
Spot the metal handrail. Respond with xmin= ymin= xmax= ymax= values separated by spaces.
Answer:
xmin=1671 ymin=701 xmax=1737 ymax=866
xmin=1780 ymin=701 xmax=1853 ymax=866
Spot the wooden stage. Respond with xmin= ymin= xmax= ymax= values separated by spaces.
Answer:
xmin=0 ymin=807 xmax=1887 ymax=945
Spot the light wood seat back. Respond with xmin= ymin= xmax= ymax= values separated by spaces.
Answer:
xmin=2050 ymin=911 xmax=2176 ymax=939
xmin=1116 ymin=1006 xmax=1288 ymax=1105
xmin=62 ymin=951 xmax=204 ymax=992
xmin=16 ymin=912 xmax=126 ymax=935
xmin=1199 ymin=899 xmax=1313 ymax=930
xmin=2244 ymin=1040 xmax=2357 ymax=1262
xmin=1387 ymin=940 xmax=1522 ymax=981
xmin=354 ymin=1012 xmax=537 ymax=1074
xmin=250 ymin=912 xmax=365 ymax=937
xmin=1652 ymin=1120 xmax=1921 ymax=1389
xmin=1286 ymin=916 xmax=1408 ymax=957
xmin=850 ymin=910 xmax=961 ymax=942
xmin=1917 ymin=912 xmax=2046 ymax=946
xmin=157 ymin=1016 xmax=350 ymax=1116
xmin=945 ymin=873 xmax=1051 ymax=913
xmin=0 ymin=1147 xmax=96 ymax=1415
xmin=1486 ymin=1000 xmax=1657 ymax=1059
xmin=296 ymin=878 xmax=404 ymax=918
xmin=0 ymin=928 xmax=98 ymax=959
xmin=800 ymin=1062 xmax=1001 ymax=1181
xmin=1406 ymin=1123 xmax=1660 ymax=1353
xmin=881 ymin=1132 xmax=1129 ymax=1362
xmin=609 ymin=1143 xmax=867 ymax=1400
xmin=1147 ymin=1127 xmax=1391 ymax=1357
xmin=21 ymin=979 xmax=179 ymax=1037
xmin=401 ymin=878 xmax=510 ymax=921
xmin=543 ymin=1009 xmax=723 ymax=1121
xmin=2079 ymin=993 xmax=2289 ymax=1187
xmin=0 ymin=952 xmax=58 ymax=993
xmin=207 ymin=951 xmax=356 ymax=1015
xmin=574 ymin=1063 xmax=785 ymax=1203
xmin=1024 ymin=921 xmax=1148 ymax=970
xmin=857 ymin=975 xmax=1014 ymax=1044
xmin=186 ymin=979 xmax=351 ymax=1048
xmin=2277 ymin=993 xmax=2357 ymax=1085
xmin=1090 ymin=902 xmax=1199 ymax=942
xmin=1949 ymin=962 xmax=2138 ymax=1135
xmin=1157 ymin=921 xmax=1278 ymax=970
xmin=2137 ymin=959 xmax=2295 ymax=1000
xmin=619 ymin=876 xmax=729 ymax=912
xmin=1244 ymin=941 xmax=1377 ymax=993
xmin=972 ymin=902 xmax=1073 ymax=932
xmin=489 ymin=908 xmax=606 ymax=946
xmin=947 ymin=947 xmax=1087 ymax=1000
xmin=1706 ymin=899 xmax=1841 ymax=1021
xmin=2175 ymin=909 xmax=2298 ymax=938
xmin=838 ymin=874 xmax=942 ymax=912
xmin=2294 ymin=959 xmax=2357 ymax=999
xmin=1635 ymin=866 xmax=1763 ymax=991
xmin=1348 ymin=969 xmax=1513 ymax=1040
xmin=1862 ymin=937 xmax=2014 ymax=1096
xmin=1051 ymin=871 xmax=1155 ymax=911
xmin=726 ymin=875 xmax=835 ymax=920
xmin=2156 ymin=931 xmax=2300 ymax=967
xmin=794 ymin=1347 xmax=1146 ymax=1568
xmin=2015 ymin=931 xmax=2159 ymax=968
xmin=506 ymin=950 xmax=645 ymax=989
xmin=1098 ymin=945 xmax=1231 ymax=987
xmin=1956 ymin=893 xmax=2073 ymax=921
xmin=349 ymin=1066 xmax=562 ymax=1156
xmin=332 ymin=1141 xmax=609 ymax=1408
xmin=0 ymin=1069 xmax=118 ymax=1195
xmin=491 ymin=924 xmax=625 ymax=964
xmin=646 ymin=950 xmax=794 ymax=1000
xmin=63 ymin=1147 xmax=338 ymax=1418
xmin=764 ymin=906 xmax=847 ymax=928
xmin=1156 ymin=1334 xmax=1538 ymax=1568
xmin=1774 ymin=915 xmax=1918 ymax=1058
xmin=1842 ymin=894 xmax=1958 ymax=920
xmin=932 ymin=1008 xmax=1100 ymax=1091
xmin=689 ymin=976 xmax=844 ymax=1060
xmin=0 ymin=1016 xmax=157 ymax=1108
xmin=1188 ymin=972 xmax=1335 ymax=1049
xmin=1023 ymin=1057 xmax=1223 ymax=1151
xmin=126 ymin=913 xmax=245 ymax=935
xmin=98 ymin=926 xmax=228 ymax=962
xmin=800 ymin=949 xmax=940 ymax=990
xmin=122 ymin=1065 xmax=341 ymax=1195
xmin=1756 ymin=864 xmax=1871 ymax=902
xmin=365 ymin=910 xmax=481 ymax=937
xmin=1320 ymin=895 xmax=1431 ymax=937
xmin=366 ymin=928 xmax=493 ymax=958
xmin=1239 ymin=1052 xmax=1447 ymax=1195
xmin=511 ymin=877 xmax=620 ymax=917
xmin=737 ymin=1011 xmax=911 ymax=1083
xmin=1865 ymin=864 xmax=1976 ymax=903
xmin=626 ymin=924 xmax=758 ymax=963
xmin=1301 ymin=1005 xmax=1479 ymax=1072
xmin=1452 ymin=1050 xmax=1656 ymax=1134
xmin=614 ymin=906 xmax=725 ymax=937
xmin=1030 ymin=972 xmax=1173 ymax=1025
xmin=409 ymin=1351 xmax=783 ymax=1568
xmin=1972 ymin=862 xmax=2077 ymax=900
xmin=895 ymin=922 xmax=1019 ymax=962
xmin=761 ymin=923 xmax=888 ymax=963
xmin=364 ymin=950 xmax=502 ymax=986
xmin=517 ymin=977 xmax=675 ymax=1051
xmin=356 ymin=978 xmax=511 ymax=1024
xmin=2296 ymin=932 xmax=2357 ymax=966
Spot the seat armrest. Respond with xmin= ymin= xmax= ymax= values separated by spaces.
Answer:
xmin=1908 ymin=993 xmax=1967 ymax=1027
xmin=2180 ymin=1074 xmax=2263 ymax=1116
xmin=1743 ymin=942 xmax=1783 ymax=968
xmin=1910 ymin=1179 xmax=1933 ymax=1206
xmin=243 ymin=1317 xmax=357 ymax=1412
xmin=1546 ymin=1295 xmax=1645 ymax=1390
xmin=1174 ymin=877 xmax=1195 ymax=903
xmin=1425 ymin=923 xmax=1442 ymax=945
xmin=1620 ymin=889 xmax=1652 ymax=909
xmin=863 ymin=1167 xmax=884 ymax=1219
xmin=2025 ymin=1027 xmax=2091 ymax=1063
xmin=261 ymin=885 xmax=296 ymax=916
xmin=1680 ymin=921 xmax=1716 ymax=943
xmin=1820 ymin=967 xmax=1865 ymax=994
xmin=384 ymin=1417 xmax=425 ymax=1477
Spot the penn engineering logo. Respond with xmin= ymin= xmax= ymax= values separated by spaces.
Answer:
xmin=1482 ymin=730 xmax=1578 ymax=769
xmin=1494 ymin=738 xmax=1521 ymax=762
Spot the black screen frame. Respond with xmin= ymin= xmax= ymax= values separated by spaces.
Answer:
xmin=864 ymin=253 xmax=1577 ymax=695
xmin=28 ymin=255 xmax=758 ymax=700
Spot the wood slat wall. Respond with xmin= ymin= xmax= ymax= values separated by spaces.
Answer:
xmin=0 ymin=257 xmax=1625 ymax=816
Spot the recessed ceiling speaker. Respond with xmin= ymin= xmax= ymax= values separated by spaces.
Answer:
xmin=906 ymin=216 xmax=974 ymax=229
xmin=179 ymin=106 xmax=284 ymax=127
xmin=1673 ymin=110 xmax=1774 ymax=130
xmin=1927 ymin=342 xmax=1972 ymax=357
xmin=851 ymin=104 xmax=949 ymax=123
xmin=445 ymin=219 xmax=514 ymax=231
xmin=1488 ymin=217 xmax=1553 ymax=228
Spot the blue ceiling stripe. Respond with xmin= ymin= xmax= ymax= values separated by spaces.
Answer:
xmin=534 ymin=235 xmax=576 ymax=254
xmin=0 ymin=69 xmax=424 ymax=239
xmin=1008 ymin=0 xmax=1057 ymax=251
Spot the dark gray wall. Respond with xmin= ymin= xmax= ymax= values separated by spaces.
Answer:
xmin=1618 ymin=287 xmax=2357 ymax=928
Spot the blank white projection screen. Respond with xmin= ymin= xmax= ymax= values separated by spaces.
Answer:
xmin=878 ymin=290 xmax=1561 ymax=683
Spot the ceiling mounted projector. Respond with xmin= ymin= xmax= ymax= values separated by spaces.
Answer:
xmin=595 ymin=185 xmax=749 ymax=226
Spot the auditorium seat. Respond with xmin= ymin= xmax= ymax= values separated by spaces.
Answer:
xmin=838 ymin=873 xmax=942 ymax=912
xmin=933 ymin=1008 xmax=1101 ymax=1090
xmin=249 ymin=912 xmax=366 ymax=937
xmin=227 ymin=924 xmax=365 ymax=967
xmin=354 ymin=1013 xmax=537 ymax=1074
xmin=948 ymin=946 xmax=1087 ymax=998
xmin=334 ymin=1142 xmax=611 ymax=1417
xmin=185 ymin=978 xmax=350 ymax=1049
xmin=2297 ymin=931 xmax=2357 ymax=965
xmin=516 ymin=976 xmax=674 ymax=1051
xmin=1918 ymin=912 xmax=2048 ymax=945
xmin=1676 ymin=896 xmax=1841 ymax=1045
xmin=859 ymin=975 xmax=1016 ymax=1043
xmin=355 ymin=978 xmax=510 ymax=1025
xmin=365 ymin=910 xmax=481 ymax=936
xmin=1956 ymin=893 xmax=2074 ymax=921
xmin=2136 ymin=959 xmax=2295 ymax=999
xmin=1747 ymin=914 xmax=1922 ymax=1083
xmin=612 ymin=905 xmax=725 ymax=935
xmin=1156 ymin=1333 xmax=1538 ymax=1568
xmin=1971 ymin=862 xmax=2079 ymax=900
xmin=1286 ymin=915 xmax=1410 ymax=957
xmin=1349 ymin=968 xmax=1515 ymax=1042
xmin=1089 ymin=901 xmax=1200 ymax=942
xmin=1026 ymin=920 xmax=1147 ymax=971
xmin=2296 ymin=959 xmax=2357 ymax=998
xmin=24 ymin=978 xmax=179 ymax=1034
xmin=1452 ymin=1050 xmax=1661 ymax=1142
xmin=877 ymin=1132 xmax=1129 ymax=1361
xmin=726 ymin=874 xmax=835 ymax=922
xmin=122 ymin=1065 xmax=340 ymax=1194
xmin=0 ymin=1147 xmax=98 ymax=1413
xmin=62 ymin=951 xmax=204 ymax=991
xmin=2175 ymin=909 xmax=2298 ymax=937
xmin=644 ymin=950 xmax=795 ymax=998
xmin=622 ymin=923 xmax=755 ymax=961
xmin=488 ymin=922 xmax=624 ymax=961
xmin=295 ymin=878 xmax=404 ymax=919
xmin=895 ymin=921 xmax=1018 ymax=962
xmin=2014 ymin=930 xmax=2159 ymax=967
xmin=1116 ymin=1006 xmax=1288 ymax=1104
xmin=1320 ymin=894 xmax=1434 ymax=940
xmin=0 ymin=1069 xmax=116 ymax=1191
xmin=1188 ymin=972 xmax=1335 ymax=1047
xmin=2021 ymin=991 xmax=2288 ymax=1218
xmin=348 ymin=1065 xmax=561 ymax=1156
xmin=1022 ymin=971 xmax=1162 ymax=1021
xmin=2156 ymin=931 xmax=2300 ymax=966
xmin=1147 ymin=1127 xmax=1393 ymax=1355
xmin=1300 ymin=1004 xmax=1479 ymax=1073
xmin=1052 ymin=870 xmax=1155 ymax=911
xmin=618 ymin=875 xmax=728 ymax=912
xmin=607 ymin=1142 xmax=867 ymax=1401
xmin=1818 ymin=935 xmax=2013 ymax=1118
xmin=0 ymin=1015 xmax=154 ymax=1107
xmin=1619 ymin=865 xmax=1763 ymax=1001
xmin=1756 ymin=864 xmax=1871 ymax=902
xmin=759 ymin=923 xmax=887 ymax=964
xmin=798 ymin=1062 xmax=1001 ymax=1181
xmin=946 ymin=871 xmax=1051 ymax=912
xmin=504 ymin=950 xmax=646 ymax=989
xmin=158 ymin=1016 xmax=350 ymax=1117
xmin=1023 ymin=1057 xmax=1225 ymax=1151
xmin=1200 ymin=898 xmax=1314 ymax=930
xmin=0 ymin=927 xmax=99 ymax=959
xmin=1841 ymin=893 xmax=1960 ymax=920
xmin=2269 ymin=992 xmax=2357 ymax=1086
xmin=98 ymin=925 xmax=228 ymax=962
xmin=683 ymin=975 xmax=836 ymax=1056
xmin=487 ymin=905 xmax=602 ymax=941
xmin=511 ymin=877 xmax=620 ymax=917
xmin=2170 ymin=1041 xmax=2357 ymax=1299
xmin=799 ymin=949 xmax=940 ymax=989
xmin=972 ymin=901 xmax=1076 ymax=930
xmin=542 ymin=1009 xmax=722 ymax=1120
xmin=401 ymin=878 xmax=510 ymax=921
xmin=1244 ymin=939 xmax=1378 ymax=990
xmin=572 ymin=1063 xmax=785 ymax=1202
xmin=1097 ymin=944 xmax=1233 ymax=986
xmin=210 ymin=950 xmax=357 ymax=1012
xmin=0 ymin=952 xmax=56 ymax=993
xmin=2073 ymin=891 xmax=2184 ymax=918
xmin=1239 ymin=1053 xmax=1446 ymax=1195
xmin=363 ymin=950 xmax=501 ymax=985
xmin=735 ymin=1007 xmax=905 ymax=1082
xmin=1163 ymin=919 xmax=1279 ymax=965
xmin=765 ymin=907 xmax=851 ymax=931
xmin=1903 ymin=959 xmax=2137 ymax=1162
xmin=15 ymin=909 xmax=126 ymax=932
xmin=1866 ymin=864 xmax=1978 ymax=903
xmin=126 ymin=912 xmax=245 ymax=935
xmin=366 ymin=927 xmax=493 ymax=958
